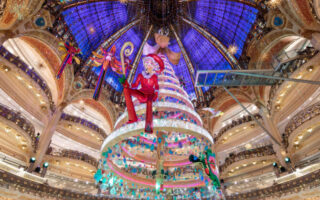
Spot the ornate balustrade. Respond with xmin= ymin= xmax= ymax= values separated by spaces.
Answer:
xmin=48 ymin=149 xmax=98 ymax=168
xmin=0 ymin=103 xmax=36 ymax=148
xmin=214 ymin=114 xmax=262 ymax=143
xmin=0 ymin=46 xmax=55 ymax=111
xmin=282 ymin=101 xmax=320 ymax=147
xmin=226 ymin=168 xmax=320 ymax=200
xmin=267 ymin=47 xmax=318 ymax=112
xmin=220 ymin=145 xmax=275 ymax=173
xmin=60 ymin=113 xmax=107 ymax=139
xmin=0 ymin=169 xmax=128 ymax=200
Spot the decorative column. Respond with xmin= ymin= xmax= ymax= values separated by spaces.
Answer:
xmin=29 ymin=102 xmax=67 ymax=170
xmin=259 ymin=107 xmax=289 ymax=169
xmin=311 ymin=32 xmax=320 ymax=50
xmin=0 ymin=32 xmax=8 ymax=45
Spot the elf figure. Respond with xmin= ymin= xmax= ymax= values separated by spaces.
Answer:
xmin=122 ymin=54 xmax=164 ymax=133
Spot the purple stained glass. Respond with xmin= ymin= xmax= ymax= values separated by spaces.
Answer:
xmin=63 ymin=1 xmax=129 ymax=60
xmin=189 ymin=0 xmax=258 ymax=58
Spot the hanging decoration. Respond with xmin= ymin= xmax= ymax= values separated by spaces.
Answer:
xmin=90 ymin=42 xmax=133 ymax=100
xmin=56 ymin=42 xmax=81 ymax=79
xmin=143 ymin=28 xmax=181 ymax=65
xmin=189 ymin=149 xmax=221 ymax=188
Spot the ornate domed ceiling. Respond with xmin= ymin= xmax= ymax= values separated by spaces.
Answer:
xmin=58 ymin=0 xmax=258 ymax=99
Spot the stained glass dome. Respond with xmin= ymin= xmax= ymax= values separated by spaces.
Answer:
xmin=60 ymin=0 xmax=258 ymax=99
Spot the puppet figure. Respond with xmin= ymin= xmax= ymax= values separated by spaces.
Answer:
xmin=122 ymin=54 xmax=164 ymax=133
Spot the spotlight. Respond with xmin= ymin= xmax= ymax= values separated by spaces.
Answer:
xmin=273 ymin=162 xmax=278 ymax=167
xmin=285 ymin=157 xmax=291 ymax=163
xmin=43 ymin=162 xmax=49 ymax=168
xmin=30 ymin=157 xmax=36 ymax=163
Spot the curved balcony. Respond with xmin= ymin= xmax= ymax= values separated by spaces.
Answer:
xmin=267 ymin=47 xmax=318 ymax=112
xmin=282 ymin=101 xmax=320 ymax=148
xmin=226 ymin=168 xmax=320 ymax=200
xmin=214 ymin=114 xmax=262 ymax=143
xmin=60 ymin=113 xmax=107 ymax=139
xmin=0 ymin=169 xmax=121 ymax=200
xmin=47 ymin=149 xmax=98 ymax=168
xmin=220 ymin=145 xmax=275 ymax=174
xmin=0 ymin=103 xmax=36 ymax=148
xmin=0 ymin=46 xmax=55 ymax=111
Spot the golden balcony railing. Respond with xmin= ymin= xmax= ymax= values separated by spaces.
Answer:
xmin=219 ymin=145 xmax=275 ymax=173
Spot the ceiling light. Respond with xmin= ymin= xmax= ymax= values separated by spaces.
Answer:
xmin=243 ymin=164 xmax=247 ymax=167
xmin=307 ymin=128 xmax=313 ymax=133
xmin=36 ymin=93 xmax=40 ymax=97
xmin=252 ymin=162 xmax=256 ymax=165
xmin=298 ymin=135 xmax=303 ymax=139
xmin=297 ymin=75 xmax=302 ymax=79
xmin=307 ymin=66 xmax=313 ymax=72
xmin=28 ymin=85 xmax=32 ymax=89
xmin=286 ymin=84 xmax=292 ymax=89
xmin=89 ymin=27 xmax=95 ymax=34
xmin=245 ymin=143 xmax=252 ymax=149
xmin=268 ymin=0 xmax=282 ymax=8
xmin=16 ymin=76 xmax=22 ymax=80
xmin=294 ymin=141 xmax=299 ymax=145
xmin=5 ymin=127 xmax=11 ymax=133
xmin=228 ymin=44 xmax=238 ymax=55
